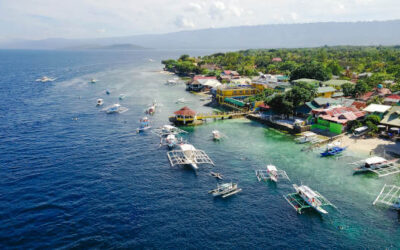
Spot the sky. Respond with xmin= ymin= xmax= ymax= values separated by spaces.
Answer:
xmin=0 ymin=0 xmax=399 ymax=40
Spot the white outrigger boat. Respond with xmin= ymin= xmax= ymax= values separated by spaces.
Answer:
xmin=209 ymin=182 xmax=242 ymax=198
xmin=36 ymin=76 xmax=56 ymax=82
xmin=167 ymin=143 xmax=214 ymax=170
xmin=255 ymin=165 xmax=290 ymax=183
xmin=96 ymin=98 xmax=104 ymax=106
xmin=153 ymin=125 xmax=188 ymax=137
xmin=137 ymin=117 xmax=151 ymax=133
xmin=212 ymin=130 xmax=222 ymax=141
xmin=103 ymin=103 xmax=128 ymax=114
xmin=166 ymin=79 xmax=178 ymax=85
xmin=295 ymin=132 xmax=321 ymax=144
xmin=350 ymin=156 xmax=399 ymax=177
xmin=373 ymin=184 xmax=400 ymax=210
xmin=284 ymin=184 xmax=336 ymax=214
xmin=89 ymin=78 xmax=98 ymax=84
xmin=119 ymin=94 xmax=126 ymax=100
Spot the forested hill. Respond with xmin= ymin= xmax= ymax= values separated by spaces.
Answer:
xmin=1 ymin=20 xmax=400 ymax=50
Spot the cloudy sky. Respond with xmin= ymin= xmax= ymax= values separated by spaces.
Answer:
xmin=0 ymin=0 xmax=399 ymax=40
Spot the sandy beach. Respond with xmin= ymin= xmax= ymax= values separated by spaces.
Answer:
xmin=340 ymin=135 xmax=400 ymax=156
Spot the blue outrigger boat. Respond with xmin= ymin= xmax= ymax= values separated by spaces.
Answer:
xmin=320 ymin=146 xmax=347 ymax=157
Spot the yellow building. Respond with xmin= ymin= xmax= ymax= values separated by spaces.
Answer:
xmin=316 ymin=86 xmax=336 ymax=98
xmin=215 ymin=85 xmax=260 ymax=104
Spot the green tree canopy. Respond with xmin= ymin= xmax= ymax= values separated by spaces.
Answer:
xmin=290 ymin=62 xmax=331 ymax=81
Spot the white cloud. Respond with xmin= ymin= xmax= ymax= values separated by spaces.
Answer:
xmin=186 ymin=2 xmax=203 ymax=12
xmin=174 ymin=16 xmax=195 ymax=29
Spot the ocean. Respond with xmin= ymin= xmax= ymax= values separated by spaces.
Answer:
xmin=0 ymin=49 xmax=399 ymax=249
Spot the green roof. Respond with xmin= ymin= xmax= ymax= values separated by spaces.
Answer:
xmin=323 ymin=79 xmax=353 ymax=86
xmin=380 ymin=106 xmax=400 ymax=127
xmin=317 ymin=86 xmax=336 ymax=93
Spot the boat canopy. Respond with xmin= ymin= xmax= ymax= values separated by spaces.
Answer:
xmin=365 ymin=156 xmax=386 ymax=165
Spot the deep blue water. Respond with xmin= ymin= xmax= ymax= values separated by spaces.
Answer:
xmin=0 ymin=49 xmax=399 ymax=249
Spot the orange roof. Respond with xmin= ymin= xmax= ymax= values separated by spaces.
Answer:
xmin=174 ymin=106 xmax=196 ymax=116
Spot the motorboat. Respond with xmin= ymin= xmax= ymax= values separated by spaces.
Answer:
xmin=209 ymin=182 xmax=242 ymax=198
xmin=176 ymin=98 xmax=186 ymax=104
xmin=212 ymin=130 xmax=222 ymax=141
xmin=105 ymin=90 xmax=111 ymax=95
xmin=284 ymin=184 xmax=335 ymax=214
xmin=96 ymin=98 xmax=104 ymax=106
xmin=103 ymin=104 xmax=128 ymax=114
xmin=167 ymin=143 xmax=214 ymax=170
xmin=119 ymin=94 xmax=126 ymax=100
xmin=36 ymin=76 xmax=56 ymax=82
xmin=146 ymin=100 xmax=158 ymax=115
xmin=89 ymin=78 xmax=98 ymax=83
xmin=255 ymin=165 xmax=290 ymax=182
xmin=210 ymin=172 xmax=223 ymax=180
xmin=166 ymin=78 xmax=179 ymax=85
xmin=137 ymin=117 xmax=151 ymax=133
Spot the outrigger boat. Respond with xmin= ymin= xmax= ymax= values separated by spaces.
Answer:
xmin=176 ymin=98 xmax=186 ymax=104
xmin=96 ymin=98 xmax=104 ymax=106
xmin=119 ymin=94 xmax=126 ymax=100
xmin=152 ymin=125 xmax=188 ymax=137
xmin=296 ymin=132 xmax=320 ymax=144
xmin=166 ymin=79 xmax=179 ymax=85
xmin=89 ymin=78 xmax=97 ymax=84
xmin=137 ymin=117 xmax=151 ymax=133
xmin=255 ymin=165 xmax=290 ymax=182
xmin=103 ymin=104 xmax=128 ymax=114
xmin=284 ymin=184 xmax=336 ymax=214
xmin=210 ymin=172 xmax=223 ymax=180
xmin=350 ymin=156 xmax=400 ymax=177
xmin=320 ymin=142 xmax=347 ymax=157
xmin=373 ymin=184 xmax=400 ymax=210
xmin=208 ymin=182 xmax=241 ymax=198
xmin=212 ymin=130 xmax=222 ymax=141
xmin=167 ymin=143 xmax=214 ymax=170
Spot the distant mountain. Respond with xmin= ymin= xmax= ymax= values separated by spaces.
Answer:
xmin=1 ymin=20 xmax=400 ymax=50
xmin=65 ymin=43 xmax=149 ymax=50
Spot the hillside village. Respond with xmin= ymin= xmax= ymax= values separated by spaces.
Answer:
xmin=162 ymin=47 xmax=400 ymax=140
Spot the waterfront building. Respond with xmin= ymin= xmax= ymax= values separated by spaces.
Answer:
xmin=311 ymin=106 xmax=366 ymax=134
xmin=380 ymin=106 xmax=400 ymax=129
xmin=363 ymin=104 xmax=391 ymax=119
xmin=215 ymin=84 xmax=260 ymax=109
xmin=187 ymin=78 xmax=221 ymax=92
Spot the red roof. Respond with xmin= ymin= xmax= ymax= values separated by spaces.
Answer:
xmin=272 ymin=57 xmax=282 ymax=62
xmin=174 ymin=106 xmax=196 ymax=116
xmin=351 ymin=101 xmax=367 ymax=110
xmin=313 ymin=106 xmax=366 ymax=124
xmin=359 ymin=91 xmax=374 ymax=101
xmin=193 ymin=75 xmax=217 ymax=81
xmin=385 ymin=94 xmax=400 ymax=100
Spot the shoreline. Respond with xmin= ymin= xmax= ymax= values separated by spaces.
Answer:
xmin=339 ymin=135 xmax=400 ymax=157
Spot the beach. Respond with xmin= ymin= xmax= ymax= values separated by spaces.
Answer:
xmin=340 ymin=134 xmax=400 ymax=156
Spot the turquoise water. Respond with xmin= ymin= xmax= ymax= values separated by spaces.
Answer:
xmin=0 ymin=49 xmax=399 ymax=248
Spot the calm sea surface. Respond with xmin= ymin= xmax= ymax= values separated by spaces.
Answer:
xmin=0 ymin=49 xmax=399 ymax=249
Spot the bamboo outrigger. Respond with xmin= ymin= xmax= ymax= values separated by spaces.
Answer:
xmin=373 ymin=184 xmax=400 ymax=210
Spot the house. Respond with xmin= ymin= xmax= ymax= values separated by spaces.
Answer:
xmin=323 ymin=79 xmax=353 ymax=90
xmin=357 ymin=91 xmax=375 ymax=102
xmin=363 ymin=104 xmax=391 ymax=119
xmin=272 ymin=57 xmax=282 ymax=62
xmin=384 ymin=95 xmax=400 ymax=105
xmin=292 ymin=78 xmax=320 ymax=87
xmin=296 ymin=97 xmax=355 ymax=116
xmin=316 ymin=86 xmax=336 ymax=98
xmin=221 ymin=70 xmax=240 ymax=79
xmin=311 ymin=106 xmax=366 ymax=134
xmin=380 ymin=106 xmax=400 ymax=129
xmin=187 ymin=78 xmax=221 ymax=92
